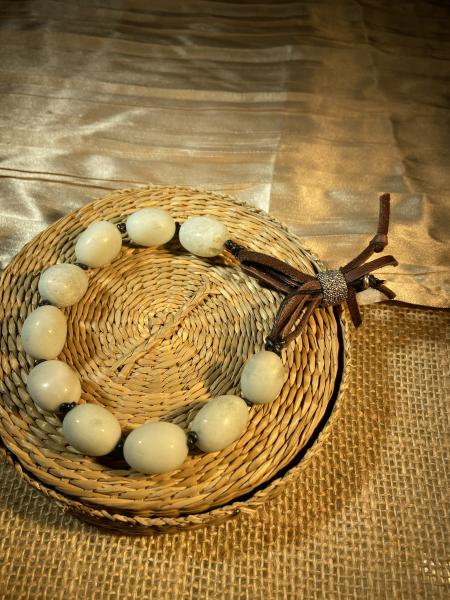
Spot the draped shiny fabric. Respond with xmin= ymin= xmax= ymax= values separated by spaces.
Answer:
xmin=0 ymin=0 xmax=448 ymax=307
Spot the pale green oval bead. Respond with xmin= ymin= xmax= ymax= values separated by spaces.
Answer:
xmin=27 ymin=360 xmax=81 ymax=411
xmin=21 ymin=305 xmax=67 ymax=360
xmin=126 ymin=208 xmax=176 ymax=247
xmin=38 ymin=263 xmax=89 ymax=307
xmin=63 ymin=404 xmax=121 ymax=457
xmin=240 ymin=350 xmax=286 ymax=404
xmin=74 ymin=221 xmax=122 ymax=267
xmin=179 ymin=216 xmax=229 ymax=257
xmin=123 ymin=421 xmax=188 ymax=474
xmin=190 ymin=395 xmax=249 ymax=452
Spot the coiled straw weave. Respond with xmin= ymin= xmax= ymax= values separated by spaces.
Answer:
xmin=0 ymin=186 xmax=349 ymax=533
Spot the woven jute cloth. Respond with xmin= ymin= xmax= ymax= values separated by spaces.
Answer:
xmin=0 ymin=304 xmax=448 ymax=599
xmin=0 ymin=187 xmax=347 ymax=531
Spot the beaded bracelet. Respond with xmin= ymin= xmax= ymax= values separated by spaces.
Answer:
xmin=21 ymin=195 xmax=397 ymax=475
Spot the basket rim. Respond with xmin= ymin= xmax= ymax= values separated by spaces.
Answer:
xmin=0 ymin=184 xmax=351 ymax=532
xmin=0 ymin=319 xmax=349 ymax=531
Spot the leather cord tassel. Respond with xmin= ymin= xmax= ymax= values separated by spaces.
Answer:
xmin=225 ymin=193 xmax=398 ymax=351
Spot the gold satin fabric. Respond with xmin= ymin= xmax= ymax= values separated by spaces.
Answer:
xmin=0 ymin=1 xmax=448 ymax=306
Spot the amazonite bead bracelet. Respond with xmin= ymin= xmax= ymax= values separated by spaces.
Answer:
xmin=23 ymin=208 xmax=287 ymax=475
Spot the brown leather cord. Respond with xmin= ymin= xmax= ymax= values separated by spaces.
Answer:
xmin=224 ymin=193 xmax=398 ymax=352
xmin=224 ymin=247 xmax=315 ymax=294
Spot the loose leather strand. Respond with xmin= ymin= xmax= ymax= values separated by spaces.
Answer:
xmin=225 ymin=193 xmax=398 ymax=350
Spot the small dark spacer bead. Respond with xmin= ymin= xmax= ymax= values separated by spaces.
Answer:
xmin=368 ymin=274 xmax=385 ymax=287
xmin=187 ymin=430 xmax=199 ymax=451
xmin=116 ymin=222 xmax=127 ymax=233
xmin=264 ymin=338 xmax=282 ymax=356
xmin=354 ymin=275 xmax=370 ymax=292
xmin=74 ymin=262 xmax=89 ymax=270
xmin=58 ymin=402 xmax=77 ymax=416
xmin=224 ymin=239 xmax=244 ymax=257
xmin=38 ymin=299 xmax=51 ymax=307
xmin=107 ymin=437 xmax=125 ymax=458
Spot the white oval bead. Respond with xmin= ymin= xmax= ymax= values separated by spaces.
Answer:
xmin=179 ymin=216 xmax=229 ymax=257
xmin=123 ymin=421 xmax=188 ymax=474
xmin=357 ymin=288 xmax=387 ymax=305
xmin=240 ymin=350 xmax=286 ymax=404
xmin=38 ymin=264 xmax=89 ymax=307
xmin=126 ymin=208 xmax=176 ymax=247
xmin=27 ymin=360 xmax=81 ymax=411
xmin=190 ymin=395 xmax=249 ymax=452
xmin=21 ymin=306 xmax=67 ymax=360
xmin=74 ymin=221 xmax=122 ymax=267
xmin=63 ymin=403 xmax=121 ymax=456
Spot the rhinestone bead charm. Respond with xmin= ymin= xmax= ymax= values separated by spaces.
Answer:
xmin=316 ymin=270 xmax=348 ymax=306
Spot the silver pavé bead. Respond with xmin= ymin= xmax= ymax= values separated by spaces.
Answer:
xmin=316 ymin=270 xmax=348 ymax=306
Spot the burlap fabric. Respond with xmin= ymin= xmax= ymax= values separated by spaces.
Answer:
xmin=0 ymin=304 xmax=448 ymax=599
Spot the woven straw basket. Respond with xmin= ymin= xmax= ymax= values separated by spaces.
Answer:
xmin=0 ymin=186 xmax=349 ymax=534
